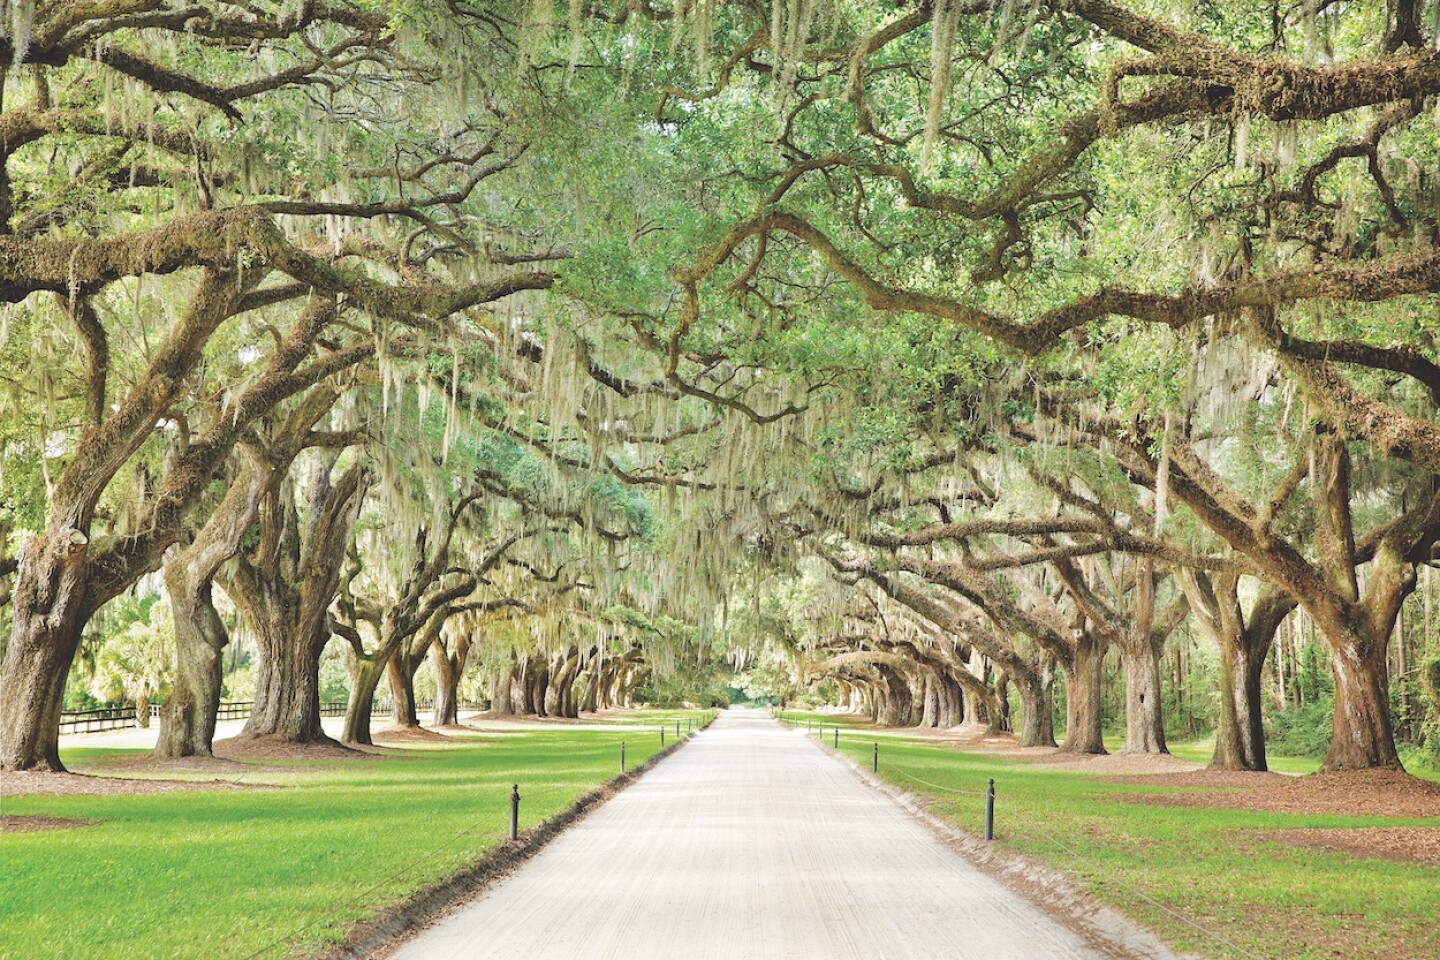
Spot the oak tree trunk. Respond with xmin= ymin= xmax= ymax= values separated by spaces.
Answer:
xmin=0 ymin=532 xmax=91 ymax=771
xmin=342 ymin=655 xmax=387 ymax=745
xmin=1016 ymin=670 xmax=1057 ymax=748
xmin=920 ymin=672 xmax=939 ymax=727
xmin=1325 ymin=634 xmax=1402 ymax=770
xmin=876 ymin=665 xmax=912 ymax=726
xmin=1061 ymin=632 xmax=1107 ymax=754
xmin=432 ymin=641 xmax=466 ymax=726
xmin=243 ymin=612 xmax=329 ymax=742
xmin=1211 ymin=633 xmax=1268 ymax=771
xmin=937 ymin=674 xmax=964 ymax=728
xmin=1121 ymin=636 xmax=1168 ymax=755
xmin=530 ymin=658 xmax=551 ymax=717
xmin=490 ymin=661 xmax=516 ymax=715
xmin=387 ymin=656 xmax=419 ymax=728
xmin=155 ymin=577 xmax=228 ymax=757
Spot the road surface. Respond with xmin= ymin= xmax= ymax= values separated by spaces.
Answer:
xmin=388 ymin=708 xmax=1118 ymax=960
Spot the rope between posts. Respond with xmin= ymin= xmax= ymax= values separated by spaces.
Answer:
xmin=881 ymin=765 xmax=1268 ymax=958
xmin=238 ymin=719 xmax=697 ymax=960
xmin=239 ymin=780 xmax=567 ymax=960
xmin=886 ymin=762 xmax=990 ymax=798
xmin=796 ymin=719 xmax=1262 ymax=959
xmin=242 ymin=814 xmax=483 ymax=958
xmin=1004 ymin=803 xmax=1266 ymax=960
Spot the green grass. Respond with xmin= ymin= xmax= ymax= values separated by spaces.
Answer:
xmin=772 ymin=712 xmax=1440 ymax=960
xmin=0 ymin=710 xmax=713 ymax=960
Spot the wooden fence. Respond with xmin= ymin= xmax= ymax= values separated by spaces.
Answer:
xmin=61 ymin=698 xmax=481 ymax=734
xmin=57 ymin=705 xmax=137 ymax=734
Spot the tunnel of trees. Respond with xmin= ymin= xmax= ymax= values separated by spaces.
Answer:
xmin=4 ymin=0 xmax=1440 ymax=781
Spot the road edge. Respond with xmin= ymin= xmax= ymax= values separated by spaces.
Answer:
xmin=321 ymin=712 xmax=718 ymax=960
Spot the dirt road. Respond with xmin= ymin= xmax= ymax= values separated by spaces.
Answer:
xmin=387 ymin=708 xmax=1127 ymax=959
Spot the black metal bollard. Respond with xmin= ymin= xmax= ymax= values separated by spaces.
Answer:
xmin=984 ymin=778 xmax=995 ymax=841
xmin=621 ymin=741 xmax=626 ymax=773
xmin=676 ymin=720 xmax=681 ymax=737
xmin=833 ymin=728 xmax=839 ymax=748
xmin=660 ymin=726 xmax=666 ymax=747
xmin=873 ymin=742 xmax=879 ymax=772
xmin=510 ymin=784 xmax=521 ymax=841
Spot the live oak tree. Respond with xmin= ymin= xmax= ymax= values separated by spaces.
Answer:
xmin=575 ymin=0 xmax=1440 ymax=770
xmin=14 ymin=0 xmax=1440 ymax=781
xmin=0 ymin=2 xmax=553 ymax=770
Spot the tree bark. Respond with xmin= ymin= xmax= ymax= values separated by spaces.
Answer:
xmin=433 ymin=647 xmax=460 ymax=726
xmin=993 ymin=670 xmax=1011 ymax=733
xmin=342 ymin=653 xmax=387 ymax=745
xmin=1121 ymin=633 xmax=1167 ymax=755
xmin=919 ymin=672 xmax=939 ymax=727
xmin=1326 ymin=630 xmax=1402 ymax=769
xmin=432 ymin=631 xmax=472 ymax=726
xmin=876 ymin=664 xmax=913 ymax=726
xmin=966 ymin=648 xmax=994 ymax=729
xmin=552 ymin=648 xmax=581 ymax=719
xmin=0 ymin=533 xmax=91 ymax=771
xmin=936 ymin=673 xmax=963 ymax=727
xmin=579 ymin=660 xmax=600 ymax=713
xmin=531 ymin=656 xmax=551 ymax=717
xmin=490 ymin=657 xmax=516 ymax=715
xmin=1015 ymin=667 xmax=1057 ymax=748
xmin=1061 ymin=627 xmax=1108 ymax=754
xmin=387 ymin=655 xmax=420 ymax=728
xmin=242 ymin=604 xmax=330 ymax=742
xmin=227 ymin=459 xmax=368 ymax=745
xmin=1181 ymin=572 xmax=1295 ymax=771
xmin=155 ymin=578 xmax=228 ymax=757
xmin=156 ymin=455 xmax=266 ymax=758
xmin=1213 ymin=634 xmax=1268 ymax=771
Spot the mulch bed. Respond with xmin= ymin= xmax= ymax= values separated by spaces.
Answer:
xmin=1035 ymin=752 xmax=1203 ymax=775
xmin=1094 ymin=769 xmax=1290 ymax=789
xmin=0 ymin=770 xmax=265 ymax=797
xmin=1 ymin=814 xmax=96 ymax=834
xmin=212 ymin=735 xmax=389 ymax=762
xmin=1254 ymin=826 xmax=1440 ymax=865
xmin=372 ymin=726 xmax=453 ymax=744
xmin=1114 ymin=769 xmax=1440 ymax=818
xmin=71 ymin=754 xmax=300 ymax=777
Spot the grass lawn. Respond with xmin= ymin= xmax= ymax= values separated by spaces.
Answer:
xmin=0 ymin=710 xmax=712 ymax=960
xmin=776 ymin=710 xmax=1440 ymax=960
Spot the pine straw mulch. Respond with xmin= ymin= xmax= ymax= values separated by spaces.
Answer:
xmin=371 ymin=725 xmax=453 ymax=744
xmin=429 ymin=723 xmax=499 ymax=741
xmin=1113 ymin=769 xmax=1440 ymax=818
xmin=1252 ymin=826 xmax=1440 ymax=865
xmin=1033 ymin=751 xmax=1204 ymax=775
xmin=211 ymin=735 xmax=396 ymax=762
xmin=0 ymin=770 xmax=267 ymax=797
xmin=461 ymin=711 xmax=587 ymax=726
xmin=69 ymin=753 xmax=293 ymax=777
xmin=1 ymin=814 xmax=96 ymax=834
xmin=1094 ymin=769 xmax=1290 ymax=789
xmin=906 ymin=726 xmax=1071 ymax=761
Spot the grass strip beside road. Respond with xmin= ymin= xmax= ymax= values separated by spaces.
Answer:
xmin=774 ymin=711 xmax=1440 ymax=960
xmin=0 ymin=710 xmax=712 ymax=960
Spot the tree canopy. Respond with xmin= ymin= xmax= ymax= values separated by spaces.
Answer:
xmin=4 ymin=0 xmax=1440 ymax=778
